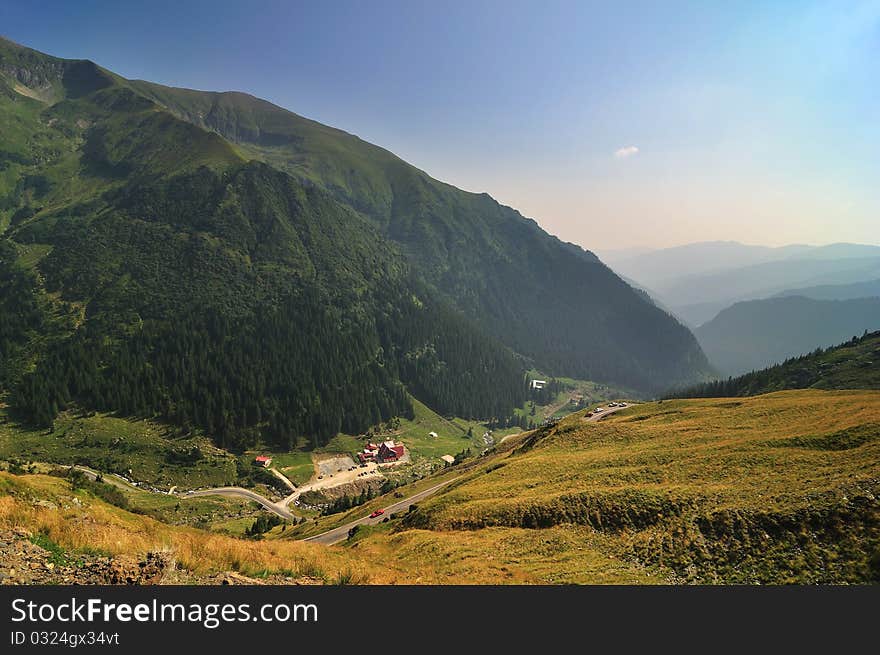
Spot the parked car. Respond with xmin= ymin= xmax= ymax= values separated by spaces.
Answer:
xmin=594 ymin=408 xmax=603 ymax=412
xmin=369 ymin=509 xmax=385 ymax=518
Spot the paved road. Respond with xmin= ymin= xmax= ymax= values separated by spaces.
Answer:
xmin=183 ymin=487 xmax=299 ymax=521
xmin=50 ymin=404 xmax=632 ymax=537
xmin=302 ymin=477 xmax=460 ymax=545
xmin=585 ymin=404 xmax=630 ymax=422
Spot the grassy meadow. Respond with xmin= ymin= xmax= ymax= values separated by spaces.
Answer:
xmin=0 ymin=408 xmax=239 ymax=489
xmin=358 ymin=390 xmax=880 ymax=583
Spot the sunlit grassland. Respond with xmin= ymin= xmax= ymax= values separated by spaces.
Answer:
xmin=0 ymin=471 xmax=659 ymax=584
xmin=375 ymin=390 xmax=880 ymax=583
xmin=263 ymin=451 xmax=315 ymax=486
xmin=5 ymin=389 xmax=873 ymax=583
xmin=0 ymin=471 xmax=662 ymax=584
xmin=423 ymin=390 xmax=880 ymax=523
xmin=343 ymin=525 xmax=664 ymax=584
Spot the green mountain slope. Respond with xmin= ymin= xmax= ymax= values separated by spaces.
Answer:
xmin=0 ymin=37 xmax=527 ymax=449
xmin=695 ymin=295 xmax=880 ymax=376
xmin=124 ymin=78 xmax=710 ymax=391
xmin=0 ymin=37 xmax=712 ymax=457
xmin=671 ymin=330 xmax=880 ymax=398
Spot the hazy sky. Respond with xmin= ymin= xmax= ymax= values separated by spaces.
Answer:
xmin=3 ymin=1 xmax=878 ymax=250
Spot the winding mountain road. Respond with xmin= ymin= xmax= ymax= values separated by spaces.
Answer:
xmin=183 ymin=487 xmax=299 ymax=521
xmin=50 ymin=404 xmax=634 ymax=541
xmin=302 ymin=477 xmax=460 ymax=545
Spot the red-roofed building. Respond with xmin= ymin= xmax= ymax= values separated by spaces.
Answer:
xmin=358 ymin=442 xmax=381 ymax=464
xmin=254 ymin=455 xmax=272 ymax=468
xmin=378 ymin=441 xmax=405 ymax=463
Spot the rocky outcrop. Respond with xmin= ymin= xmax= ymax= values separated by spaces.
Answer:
xmin=0 ymin=529 xmax=325 ymax=585
xmin=0 ymin=528 xmax=172 ymax=585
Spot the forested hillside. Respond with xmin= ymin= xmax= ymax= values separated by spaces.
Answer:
xmin=0 ymin=39 xmax=526 ymax=449
xmin=1 ymin=36 xmax=713 ymax=456
xmin=670 ymin=331 xmax=880 ymax=398
xmin=695 ymin=295 xmax=880 ymax=376
xmin=126 ymin=77 xmax=710 ymax=392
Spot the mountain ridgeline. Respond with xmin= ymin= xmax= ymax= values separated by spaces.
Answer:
xmin=125 ymin=77 xmax=709 ymax=390
xmin=670 ymin=331 xmax=880 ymax=399
xmin=0 ymin=37 xmax=708 ymax=450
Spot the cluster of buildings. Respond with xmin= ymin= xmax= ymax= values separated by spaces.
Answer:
xmin=358 ymin=440 xmax=405 ymax=464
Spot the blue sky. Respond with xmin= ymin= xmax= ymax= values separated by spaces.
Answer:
xmin=2 ymin=1 xmax=878 ymax=249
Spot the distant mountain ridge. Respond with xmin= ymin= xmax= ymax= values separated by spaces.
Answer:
xmin=774 ymin=278 xmax=880 ymax=301
xmin=608 ymin=240 xmax=880 ymax=286
xmin=604 ymin=240 xmax=880 ymax=326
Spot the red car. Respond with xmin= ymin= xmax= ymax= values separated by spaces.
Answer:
xmin=369 ymin=509 xmax=385 ymax=518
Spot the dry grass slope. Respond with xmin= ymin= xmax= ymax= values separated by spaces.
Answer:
xmin=383 ymin=390 xmax=880 ymax=583
xmin=0 ymin=472 xmax=374 ymax=583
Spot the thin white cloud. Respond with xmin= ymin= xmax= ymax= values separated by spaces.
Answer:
xmin=614 ymin=145 xmax=639 ymax=159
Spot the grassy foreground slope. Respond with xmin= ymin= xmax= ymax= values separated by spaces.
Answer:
xmin=0 ymin=471 xmax=658 ymax=584
xmin=365 ymin=391 xmax=880 ymax=583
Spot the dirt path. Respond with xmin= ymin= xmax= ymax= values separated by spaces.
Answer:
xmin=269 ymin=467 xmax=296 ymax=491
xmin=281 ymin=461 xmax=382 ymax=507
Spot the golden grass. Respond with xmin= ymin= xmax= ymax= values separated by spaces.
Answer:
xmin=345 ymin=526 xmax=665 ymax=584
xmin=0 ymin=471 xmax=666 ymax=584
xmin=340 ymin=390 xmax=879 ymax=583
xmin=420 ymin=390 xmax=880 ymax=528
xmin=0 ymin=473 xmax=378 ymax=583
